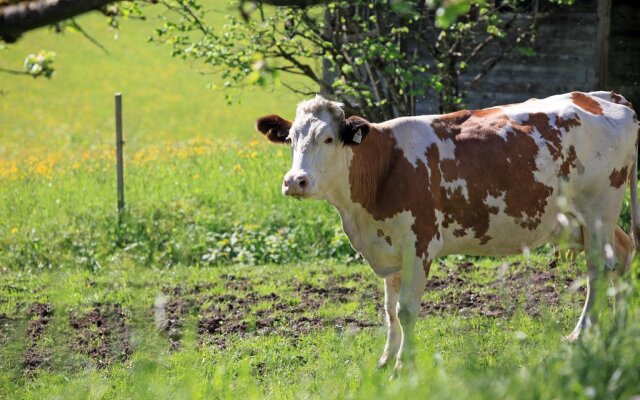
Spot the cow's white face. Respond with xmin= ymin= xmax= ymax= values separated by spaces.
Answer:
xmin=283 ymin=108 xmax=348 ymax=198
xmin=256 ymin=95 xmax=370 ymax=200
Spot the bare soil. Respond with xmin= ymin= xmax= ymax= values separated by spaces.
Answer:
xmin=69 ymin=303 xmax=132 ymax=368
xmin=422 ymin=261 xmax=581 ymax=318
xmin=23 ymin=302 xmax=52 ymax=373
xmin=162 ymin=261 xmax=581 ymax=349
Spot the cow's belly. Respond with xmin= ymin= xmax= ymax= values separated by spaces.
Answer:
xmin=440 ymin=201 xmax=563 ymax=257
xmin=339 ymin=209 xmax=414 ymax=277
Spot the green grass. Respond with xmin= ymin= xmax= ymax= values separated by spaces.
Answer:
xmin=1 ymin=4 xmax=640 ymax=399
xmin=1 ymin=257 xmax=640 ymax=399
xmin=0 ymin=5 xmax=305 ymax=158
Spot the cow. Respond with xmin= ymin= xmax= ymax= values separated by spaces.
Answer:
xmin=256 ymin=91 xmax=640 ymax=372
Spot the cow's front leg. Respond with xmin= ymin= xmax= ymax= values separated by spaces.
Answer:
xmin=394 ymin=255 xmax=429 ymax=372
xmin=377 ymin=272 xmax=401 ymax=369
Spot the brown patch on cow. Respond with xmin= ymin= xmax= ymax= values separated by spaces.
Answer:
xmin=377 ymin=229 xmax=392 ymax=246
xmin=348 ymin=126 xmax=440 ymax=260
xmin=571 ymin=92 xmax=604 ymax=115
xmin=431 ymin=110 xmax=473 ymax=139
xmin=610 ymin=92 xmax=633 ymax=108
xmin=559 ymin=145 xmax=578 ymax=178
xmin=471 ymin=107 xmax=503 ymax=118
xmin=522 ymin=113 xmax=581 ymax=179
xmin=349 ymin=105 xmax=582 ymax=252
xmin=555 ymin=113 xmax=581 ymax=132
xmin=609 ymin=166 xmax=629 ymax=188
xmin=523 ymin=113 xmax=563 ymax=160
xmin=437 ymin=109 xmax=553 ymax=236
xmin=453 ymin=228 xmax=467 ymax=237
xmin=423 ymin=260 xmax=432 ymax=280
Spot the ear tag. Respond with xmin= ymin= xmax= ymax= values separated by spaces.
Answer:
xmin=353 ymin=129 xmax=362 ymax=144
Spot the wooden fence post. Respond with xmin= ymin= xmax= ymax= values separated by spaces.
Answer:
xmin=115 ymin=93 xmax=125 ymax=214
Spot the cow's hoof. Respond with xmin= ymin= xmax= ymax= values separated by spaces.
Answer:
xmin=563 ymin=330 xmax=580 ymax=343
xmin=376 ymin=356 xmax=390 ymax=370
xmin=389 ymin=360 xmax=404 ymax=380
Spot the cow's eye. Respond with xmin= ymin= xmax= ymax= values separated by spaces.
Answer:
xmin=325 ymin=137 xmax=333 ymax=144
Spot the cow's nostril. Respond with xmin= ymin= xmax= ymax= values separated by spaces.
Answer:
xmin=283 ymin=179 xmax=289 ymax=188
xmin=298 ymin=178 xmax=307 ymax=188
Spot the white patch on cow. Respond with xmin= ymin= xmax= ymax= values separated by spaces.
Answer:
xmin=604 ymin=243 xmax=614 ymax=261
xmin=296 ymin=95 xmax=344 ymax=121
xmin=442 ymin=178 xmax=469 ymax=199
xmin=530 ymin=129 xmax=557 ymax=186
xmin=484 ymin=192 xmax=506 ymax=212
xmin=426 ymin=210 xmax=445 ymax=259
xmin=494 ymin=123 xmax=512 ymax=141
xmin=438 ymin=138 xmax=457 ymax=160
xmin=378 ymin=115 xmax=456 ymax=167
xmin=557 ymin=213 xmax=570 ymax=227
xmin=499 ymin=93 xmax=575 ymax=124
xmin=335 ymin=199 xmax=418 ymax=278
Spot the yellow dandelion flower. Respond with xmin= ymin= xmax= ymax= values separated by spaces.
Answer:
xmin=10 ymin=227 xmax=18 ymax=234
xmin=193 ymin=174 xmax=200 ymax=180
xmin=233 ymin=164 xmax=242 ymax=172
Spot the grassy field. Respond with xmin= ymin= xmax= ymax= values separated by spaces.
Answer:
xmin=1 ymin=5 xmax=640 ymax=399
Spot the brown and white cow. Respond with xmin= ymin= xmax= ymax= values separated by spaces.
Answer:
xmin=256 ymin=91 xmax=640 ymax=372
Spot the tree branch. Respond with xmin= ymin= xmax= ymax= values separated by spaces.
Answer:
xmin=0 ymin=0 xmax=124 ymax=42
xmin=68 ymin=18 xmax=109 ymax=54
xmin=0 ymin=66 xmax=29 ymax=75
xmin=255 ymin=0 xmax=326 ymax=7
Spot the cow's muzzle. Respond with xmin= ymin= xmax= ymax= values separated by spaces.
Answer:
xmin=282 ymin=172 xmax=311 ymax=198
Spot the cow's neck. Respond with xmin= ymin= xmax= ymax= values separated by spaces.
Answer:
xmin=325 ymin=126 xmax=396 ymax=220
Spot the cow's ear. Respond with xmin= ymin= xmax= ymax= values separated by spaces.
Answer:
xmin=341 ymin=116 xmax=370 ymax=145
xmin=256 ymin=114 xmax=292 ymax=143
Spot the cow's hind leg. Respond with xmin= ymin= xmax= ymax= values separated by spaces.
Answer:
xmin=377 ymin=273 xmax=401 ymax=369
xmin=613 ymin=226 xmax=635 ymax=279
xmin=566 ymin=213 xmax=618 ymax=342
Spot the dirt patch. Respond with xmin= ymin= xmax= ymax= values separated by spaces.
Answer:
xmin=422 ymin=261 xmax=581 ymax=318
xmin=197 ymin=295 xmax=249 ymax=348
xmin=192 ymin=280 xmax=379 ymax=347
xmin=69 ymin=304 xmax=131 ymax=368
xmin=155 ymin=289 xmax=191 ymax=351
xmin=493 ymin=263 xmax=581 ymax=316
xmin=422 ymin=290 xmax=505 ymax=317
xmin=0 ymin=313 xmax=8 ymax=338
xmin=163 ymin=261 xmax=580 ymax=348
xmin=222 ymin=274 xmax=251 ymax=292
xmin=23 ymin=302 xmax=53 ymax=373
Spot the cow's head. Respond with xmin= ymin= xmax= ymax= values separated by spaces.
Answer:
xmin=256 ymin=95 xmax=370 ymax=199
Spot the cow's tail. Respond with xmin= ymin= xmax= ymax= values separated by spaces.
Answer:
xmin=630 ymin=130 xmax=640 ymax=250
